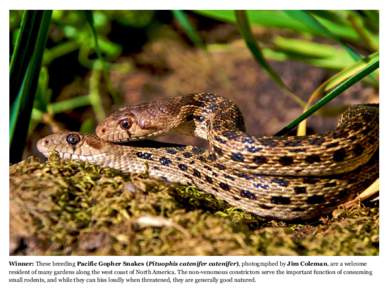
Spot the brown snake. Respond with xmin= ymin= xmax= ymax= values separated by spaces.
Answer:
xmin=37 ymin=93 xmax=379 ymax=221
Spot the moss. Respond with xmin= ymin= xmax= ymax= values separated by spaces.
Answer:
xmin=10 ymin=155 xmax=379 ymax=256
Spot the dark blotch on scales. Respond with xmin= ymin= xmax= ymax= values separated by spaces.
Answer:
xmin=307 ymin=195 xmax=325 ymax=204
xmin=272 ymin=178 xmax=289 ymax=187
xmin=193 ymin=169 xmax=201 ymax=178
xmin=231 ymin=152 xmax=244 ymax=162
xmin=333 ymin=149 xmax=347 ymax=162
xmin=219 ymin=182 xmax=230 ymax=191
xmin=305 ymin=154 xmax=321 ymax=164
xmin=178 ymin=164 xmax=188 ymax=171
xmin=240 ymin=190 xmax=256 ymax=200
xmin=159 ymin=157 xmax=172 ymax=166
xmin=253 ymin=156 xmax=267 ymax=165
xmin=136 ymin=152 xmax=152 ymax=160
xmin=271 ymin=196 xmax=291 ymax=205
xmin=294 ymin=186 xmax=306 ymax=194
xmin=279 ymin=156 xmax=294 ymax=166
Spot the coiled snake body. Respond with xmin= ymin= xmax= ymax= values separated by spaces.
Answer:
xmin=37 ymin=93 xmax=379 ymax=220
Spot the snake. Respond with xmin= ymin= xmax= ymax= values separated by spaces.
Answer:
xmin=37 ymin=92 xmax=379 ymax=221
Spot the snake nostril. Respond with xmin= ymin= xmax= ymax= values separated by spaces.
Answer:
xmin=101 ymin=127 xmax=106 ymax=134
xmin=44 ymin=139 xmax=49 ymax=145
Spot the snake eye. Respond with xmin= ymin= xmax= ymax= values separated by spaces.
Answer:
xmin=66 ymin=133 xmax=81 ymax=145
xmin=119 ymin=118 xmax=132 ymax=130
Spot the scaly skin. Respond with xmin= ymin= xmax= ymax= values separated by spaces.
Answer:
xmin=37 ymin=93 xmax=379 ymax=220
xmin=95 ymin=93 xmax=378 ymax=176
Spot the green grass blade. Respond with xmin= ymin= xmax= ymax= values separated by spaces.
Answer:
xmin=275 ymin=53 xmax=379 ymax=136
xmin=49 ymin=96 xmax=91 ymax=114
xmin=89 ymin=62 xmax=105 ymax=122
xmin=31 ymin=96 xmax=91 ymax=122
xmin=10 ymin=11 xmax=39 ymax=106
xmin=173 ymin=10 xmax=205 ymax=49
xmin=84 ymin=11 xmax=103 ymax=60
xmin=235 ymin=10 xmax=304 ymax=107
xmin=286 ymin=11 xmax=377 ymax=85
xmin=360 ymin=10 xmax=379 ymax=33
xmin=196 ymin=10 xmax=361 ymax=42
xmin=347 ymin=11 xmax=379 ymax=51
xmin=43 ymin=40 xmax=79 ymax=65
xmin=317 ymin=52 xmax=379 ymax=92
xmin=84 ymin=10 xmax=119 ymax=107
xmin=10 ymin=10 xmax=52 ymax=163
xmin=284 ymin=11 xmax=361 ymax=61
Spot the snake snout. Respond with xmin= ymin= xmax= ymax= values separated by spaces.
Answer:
xmin=96 ymin=124 xmax=108 ymax=139
xmin=36 ymin=137 xmax=51 ymax=156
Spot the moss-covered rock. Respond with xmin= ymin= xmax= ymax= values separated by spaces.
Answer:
xmin=10 ymin=155 xmax=379 ymax=256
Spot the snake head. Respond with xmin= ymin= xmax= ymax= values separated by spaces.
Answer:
xmin=96 ymin=104 xmax=172 ymax=142
xmin=37 ymin=132 xmax=105 ymax=159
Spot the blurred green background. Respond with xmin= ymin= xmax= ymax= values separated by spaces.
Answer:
xmin=9 ymin=10 xmax=379 ymax=163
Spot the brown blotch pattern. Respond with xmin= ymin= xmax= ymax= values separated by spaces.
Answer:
xmin=271 ymin=196 xmax=291 ymax=205
xmin=219 ymin=182 xmax=230 ymax=191
xmin=305 ymin=154 xmax=321 ymax=164
xmin=351 ymin=122 xmax=363 ymax=131
xmin=253 ymin=156 xmax=267 ymax=165
xmin=303 ymin=178 xmax=320 ymax=184
xmin=231 ymin=152 xmax=244 ymax=162
xmin=353 ymin=144 xmax=364 ymax=156
xmin=333 ymin=149 xmax=347 ymax=162
xmin=294 ymin=186 xmax=307 ymax=194
xmin=324 ymin=182 xmax=337 ymax=188
xmin=261 ymin=139 xmax=278 ymax=147
xmin=272 ymin=178 xmax=289 ymax=187
xmin=86 ymin=138 xmax=103 ymax=150
xmin=307 ymin=195 xmax=325 ymax=204
xmin=279 ymin=156 xmax=294 ymax=166
xmin=308 ymin=137 xmax=324 ymax=146
xmin=326 ymin=142 xmax=339 ymax=149
xmin=240 ymin=190 xmax=256 ymax=200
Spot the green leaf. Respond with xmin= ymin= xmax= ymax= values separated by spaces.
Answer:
xmin=275 ymin=52 xmax=379 ymax=136
xmin=84 ymin=10 xmax=120 ymax=106
xmin=34 ymin=66 xmax=51 ymax=111
xmin=195 ymin=10 xmax=361 ymax=42
xmin=235 ymin=10 xmax=304 ymax=107
xmin=49 ymin=96 xmax=91 ymax=114
xmin=10 ymin=10 xmax=52 ymax=163
xmin=10 ymin=11 xmax=39 ymax=106
xmin=84 ymin=11 xmax=103 ymax=60
xmin=284 ymin=11 xmax=361 ymax=61
xmin=173 ymin=10 xmax=205 ymax=49
xmin=271 ymin=37 xmax=355 ymax=70
xmin=346 ymin=11 xmax=379 ymax=51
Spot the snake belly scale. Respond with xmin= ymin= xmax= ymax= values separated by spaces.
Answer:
xmin=37 ymin=93 xmax=379 ymax=221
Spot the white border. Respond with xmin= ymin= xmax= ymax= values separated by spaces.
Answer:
xmin=1 ymin=1 xmax=387 ymax=299
xmin=3 ymin=0 xmax=385 ymax=10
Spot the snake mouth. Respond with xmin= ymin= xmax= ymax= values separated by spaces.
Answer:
xmin=98 ymin=133 xmax=145 ymax=143
xmin=36 ymin=145 xmax=84 ymax=162
xmin=36 ymin=136 xmax=77 ymax=160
